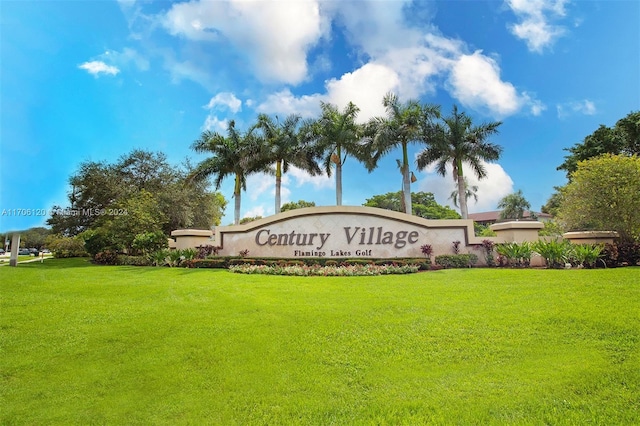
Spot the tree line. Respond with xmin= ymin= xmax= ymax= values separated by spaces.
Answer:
xmin=190 ymin=92 xmax=503 ymax=224
xmin=42 ymin=150 xmax=227 ymax=256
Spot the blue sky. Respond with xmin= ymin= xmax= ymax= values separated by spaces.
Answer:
xmin=1 ymin=0 xmax=638 ymax=232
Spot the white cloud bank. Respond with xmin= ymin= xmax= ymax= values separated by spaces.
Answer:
xmin=255 ymin=3 xmax=544 ymax=121
xmin=161 ymin=0 xmax=327 ymax=84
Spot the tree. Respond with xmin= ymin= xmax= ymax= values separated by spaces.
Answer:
xmin=16 ymin=227 xmax=51 ymax=249
xmin=416 ymin=105 xmax=502 ymax=219
xmin=366 ymin=92 xmax=440 ymax=215
xmin=497 ymin=190 xmax=532 ymax=220
xmin=558 ymin=154 xmax=640 ymax=242
xmin=541 ymin=187 xmax=563 ymax=217
xmin=256 ymin=114 xmax=322 ymax=213
xmin=364 ymin=191 xmax=461 ymax=219
xmin=558 ymin=111 xmax=640 ymax=179
xmin=239 ymin=216 xmax=263 ymax=224
xmin=47 ymin=150 xmax=225 ymax=237
xmin=280 ymin=200 xmax=316 ymax=212
xmin=309 ymin=102 xmax=368 ymax=206
xmin=190 ymin=120 xmax=265 ymax=225
xmin=449 ymin=178 xmax=478 ymax=209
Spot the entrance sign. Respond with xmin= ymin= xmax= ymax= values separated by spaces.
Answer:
xmin=212 ymin=206 xmax=485 ymax=258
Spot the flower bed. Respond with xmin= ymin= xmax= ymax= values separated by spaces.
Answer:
xmin=229 ymin=263 xmax=420 ymax=276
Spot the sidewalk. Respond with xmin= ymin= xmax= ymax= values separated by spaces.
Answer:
xmin=0 ymin=254 xmax=53 ymax=266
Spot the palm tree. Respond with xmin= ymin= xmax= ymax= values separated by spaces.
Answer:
xmin=309 ymin=101 xmax=366 ymax=206
xmin=498 ymin=189 xmax=532 ymax=220
xmin=416 ymin=105 xmax=502 ymax=219
xmin=255 ymin=113 xmax=322 ymax=214
xmin=189 ymin=120 xmax=265 ymax=225
xmin=367 ymin=92 xmax=440 ymax=214
xmin=449 ymin=178 xmax=479 ymax=208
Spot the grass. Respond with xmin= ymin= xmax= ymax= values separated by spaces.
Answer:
xmin=1 ymin=258 xmax=639 ymax=425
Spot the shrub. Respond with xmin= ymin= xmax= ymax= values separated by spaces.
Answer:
xmin=131 ymin=231 xmax=167 ymax=255
xmin=94 ymin=251 xmax=119 ymax=265
xmin=81 ymin=229 xmax=116 ymax=257
xmin=475 ymin=239 xmax=496 ymax=266
xmin=420 ymin=244 xmax=433 ymax=259
xmin=196 ymin=245 xmax=221 ymax=259
xmin=532 ymin=240 xmax=572 ymax=269
xmin=191 ymin=258 xmax=228 ymax=269
xmin=495 ymin=242 xmax=533 ymax=267
xmin=166 ymin=249 xmax=185 ymax=267
xmin=46 ymin=235 xmax=88 ymax=258
xmin=570 ymin=244 xmax=604 ymax=268
xmin=343 ymin=259 xmax=375 ymax=266
xmin=616 ymin=242 xmax=640 ymax=266
xmin=601 ymin=243 xmax=618 ymax=267
xmin=149 ymin=249 xmax=170 ymax=267
xmin=435 ymin=254 xmax=478 ymax=268
xmin=601 ymin=242 xmax=640 ymax=267
xmin=452 ymin=240 xmax=461 ymax=254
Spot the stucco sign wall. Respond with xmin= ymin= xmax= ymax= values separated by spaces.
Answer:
xmin=213 ymin=206 xmax=486 ymax=258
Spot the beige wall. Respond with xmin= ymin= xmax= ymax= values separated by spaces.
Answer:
xmin=171 ymin=207 xmax=556 ymax=266
xmin=170 ymin=229 xmax=213 ymax=251
xmin=563 ymin=231 xmax=619 ymax=245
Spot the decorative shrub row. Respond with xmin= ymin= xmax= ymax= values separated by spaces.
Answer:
xmin=229 ymin=263 xmax=420 ymax=276
xmin=434 ymin=254 xmax=479 ymax=268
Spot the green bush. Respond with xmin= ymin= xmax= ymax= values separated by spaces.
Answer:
xmin=496 ymin=242 xmax=533 ymax=267
xmin=532 ymin=240 xmax=572 ymax=269
xmin=45 ymin=235 xmax=88 ymax=258
xmin=94 ymin=251 xmax=119 ymax=265
xmin=570 ymin=244 xmax=604 ymax=268
xmin=191 ymin=258 xmax=228 ymax=268
xmin=435 ymin=254 xmax=478 ymax=268
xmin=343 ymin=259 xmax=375 ymax=266
xmin=131 ymin=231 xmax=168 ymax=255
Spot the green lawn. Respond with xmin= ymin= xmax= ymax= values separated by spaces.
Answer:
xmin=1 ymin=258 xmax=638 ymax=425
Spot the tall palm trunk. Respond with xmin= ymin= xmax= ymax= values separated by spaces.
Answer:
xmin=275 ymin=160 xmax=282 ymax=214
xmin=335 ymin=148 xmax=342 ymax=206
xmin=234 ymin=173 xmax=242 ymax=225
xmin=456 ymin=159 xmax=468 ymax=219
xmin=402 ymin=142 xmax=411 ymax=214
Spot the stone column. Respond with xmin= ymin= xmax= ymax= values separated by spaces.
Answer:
xmin=9 ymin=233 xmax=20 ymax=267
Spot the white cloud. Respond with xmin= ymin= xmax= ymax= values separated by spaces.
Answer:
xmin=289 ymin=166 xmax=334 ymax=190
xmin=202 ymin=116 xmax=228 ymax=132
xmin=161 ymin=0 xmax=327 ymax=84
xmin=448 ymin=51 xmax=523 ymax=117
xmin=243 ymin=204 xmax=267 ymax=219
xmin=204 ymin=92 xmax=242 ymax=113
xmin=324 ymin=63 xmax=400 ymax=122
xmin=556 ymin=99 xmax=597 ymax=118
xmin=506 ymin=0 xmax=568 ymax=53
xmin=78 ymin=61 xmax=120 ymax=76
xmin=256 ymin=89 xmax=323 ymax=119
xmin=417 ymin=161 xmax=514 ymax=212
xmin=247 ymin=173 xmax=273 ymax=202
